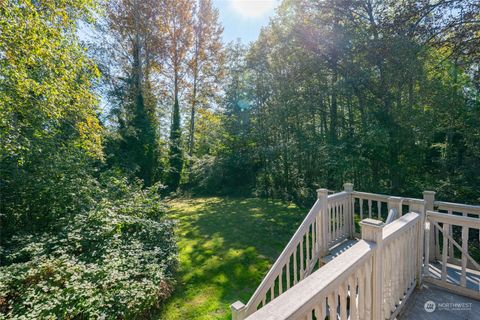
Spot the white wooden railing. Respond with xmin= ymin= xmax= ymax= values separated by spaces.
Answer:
xmin=232 ymin=185 xmax=354 ymax=319
xmin=242 ymin=240 xmax=375 ymax=320
xmin=327 ymin=191 xmax=352 ymax=247
xmin=242 ymin=211 xmax=423 ymax=320
xmin=428 ymin=200 xmax=480 ymax=263
xmin=424 ymin=210 xmax=480 ymax=299
xmin=350 ymin=191 xmax=423 ymax=236
xmin=381 ymin=211 xmax=423 ymax=319
xmin=232 ymin=184 xmax=480 ymax=320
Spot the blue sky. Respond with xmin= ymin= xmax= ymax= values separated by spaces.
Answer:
xmin=213 ymin=0 xmax=280 ymax=44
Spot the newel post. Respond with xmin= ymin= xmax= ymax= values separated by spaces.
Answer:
xmin=343 ymin=182 xmax=354 ymax=238
xmin=317 ymin=188 xmax=329 ymax=256
xmin=410 ymin=199 xmax=426 ymax=287
xmin=423 ymin=191 xmax=435 ymax=262
xmin=231 ymin=301 xmax=246 ymax=320
xmin=360 ymin=218 xmax=384 ymax=320
xmin=388 ymin=196 xmax=403 ymax=217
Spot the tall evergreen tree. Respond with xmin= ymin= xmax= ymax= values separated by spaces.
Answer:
xmin=160 ymin=0 xmax=194 ymax=191
xmin=103 ymin=0 xmax=162 ymax=186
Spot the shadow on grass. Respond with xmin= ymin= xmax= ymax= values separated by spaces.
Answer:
xmin=156 ymin=197 xmax=307 ymax=320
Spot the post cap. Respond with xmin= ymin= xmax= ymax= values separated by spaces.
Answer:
xmin=317 ymin=188 xmax=329 ymax=198
xmin=359 ymin=218 xmax=384 ymax=228
xmin=423 ymin=190 xmax=436 ymax=196
xmin=360 ymin=218 xmax=384 ymax=242
xmin=231 ymin=301 xmax=245 ymax=312
xmin=343 ymin=182 xmax=354 ymax=192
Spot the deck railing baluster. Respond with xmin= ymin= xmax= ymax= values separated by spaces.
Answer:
xmin=233 ymin=187 xmax=480 ymax=320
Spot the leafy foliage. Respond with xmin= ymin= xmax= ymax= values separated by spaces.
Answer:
xmin=0 ymin=0 xmax=103 ymax=162
xmin=0 ymin=181 xmax=177 ymax=320
xmin=0 ymin=0 xmax=103 ymax=232
xmin=0 ymin=2 xmax=178 ymax=319
xmin=1 ymin=0 xmax=479 ymax=318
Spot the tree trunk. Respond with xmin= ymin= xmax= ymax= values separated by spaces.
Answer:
xmin=189 ymin=69 xmax=198 ymax=157
xmin=168 ymin=72 xmax=182 ymax=191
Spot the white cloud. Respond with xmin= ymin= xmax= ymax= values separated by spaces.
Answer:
xmin=230 ymin=0 xmax=276 ymax=18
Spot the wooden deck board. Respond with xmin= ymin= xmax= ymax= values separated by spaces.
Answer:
xmin=321 ymin=238 xmax=358 ymax=264
xmin=399 ymin=283 xmax=480 ymax=320
xmin=427 ymin=261 xmax=480 ymax=292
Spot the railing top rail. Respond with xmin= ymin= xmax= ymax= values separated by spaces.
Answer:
xmin=351 ymin=191 xmax=422 ymax=205
xmin=427 ymin=210 xmax=480 ymax=228
xmin=351 ymin=191 xmax=390 ymax=201
xmin=327 ymin=191 xmax=349 ymax=201
xmin=245 ymin=240 xmax=375 ymax=320
xmin=434 ymin=201 xmax=480 ymax=214
xmin=382 ymin=212 xmax=419 ymax=245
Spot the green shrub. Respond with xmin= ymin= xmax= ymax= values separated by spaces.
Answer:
xmin=0 ymin=182 xmax=177 ymax=320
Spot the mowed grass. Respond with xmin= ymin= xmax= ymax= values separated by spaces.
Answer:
xmin=157 ymin=197 xmax=307 ymax=320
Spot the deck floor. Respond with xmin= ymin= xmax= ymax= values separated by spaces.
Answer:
xmin=321 ymin=238 xmax=357 ymax=264
xmin=427 ymin=261 xmax=480 ymax=291
xmin=398 ymin=283 xmax=480 ymax=320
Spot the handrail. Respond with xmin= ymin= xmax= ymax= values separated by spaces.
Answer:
xmin=426 ymin=210 xmax=480 ymax=228
xmin=383 ymin=212 xmax=419 ymax=245
xmin=242 ymin=191 xmax=349 ymax=315
xmin=434 ymin=201 xmax=480 ymax=215
xmin=245 ymin=240 xmax=375 ymax=320
xmin=352 ymin=191 xmax=390 ymax=202
xmin=234 ymin=185 xmax=480 ymax=320
xmin=328 ymin=191 xmax=349 ymax=201
xmin=243 ymin=211 xmax=422 ymax=320
xmin=352 ymin=191 xmax=422 ymax=206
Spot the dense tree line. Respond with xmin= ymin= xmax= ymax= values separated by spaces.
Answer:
xmin=90 ymin=0 xmax=480 ymax=206
xmin=200 ymin=0 xmax=480 ymax=205
xmin=95 ymin=0 xmax=479 ymax=206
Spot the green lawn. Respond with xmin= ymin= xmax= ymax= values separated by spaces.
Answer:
xmin=157 ymin=197 xmax=306 ymax=320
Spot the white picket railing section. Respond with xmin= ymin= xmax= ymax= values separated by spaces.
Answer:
xmin=350 ymin=191 xmax=422 ymax=237
xmin=424 ymin=210 xmax=480 ymax=299
xmin=327 ymin=192 xmax=352 ymax=247
xmin=232 ymin=184 xmax=480 ymax=320
xmin=243 ymin=211 xmax=423 ymax=320
xmin=242 ymin=240 xmax=375 ymax=320
xmin=233 ymin=188 xmax=353 ymax=318
xmin=381 ymin=213 xmax=422 ymax=319
xmin=352 ymin=191 xmax=391 ymax=221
